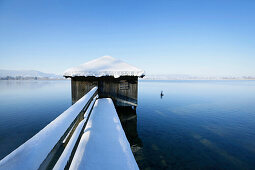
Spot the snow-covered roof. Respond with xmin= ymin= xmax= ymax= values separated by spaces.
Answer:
xmin=63 ymin=56 xmax=145 ymax=78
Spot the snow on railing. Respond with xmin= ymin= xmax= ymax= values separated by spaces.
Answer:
xmin=0 ymin=87 xmax=98 ymax=170
xmin=53 ymin=95 xmax=98 ymax=170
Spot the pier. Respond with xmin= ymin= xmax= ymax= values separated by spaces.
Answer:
xmin=0 ymin=87 xmax=139 ymax=170
xmin=0 ymin=56 xmax=144 ymax=170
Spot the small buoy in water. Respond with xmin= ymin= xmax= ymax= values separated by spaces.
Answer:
xmin=160 ymin=91 xmax=164 ymax=98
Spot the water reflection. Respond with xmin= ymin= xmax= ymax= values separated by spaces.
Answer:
xmin=0 ymin=80 xmax=71 ymax=160
xmin=115 ymin=107 xmax=143 ymax=153
xmin=137 ymin=80 xmax=255 ymax=169
xmin=2 ymin=80 xmax=255 ymax=169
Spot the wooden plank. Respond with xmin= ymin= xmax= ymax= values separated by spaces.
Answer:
xmin=115 ymin=98 xmax=138 ymax=107
xmin=71 ymin=76 xmax=138 ymax=107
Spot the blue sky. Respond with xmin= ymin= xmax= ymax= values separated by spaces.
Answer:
xmin=0 ymin=0 xmax=254 ymax=76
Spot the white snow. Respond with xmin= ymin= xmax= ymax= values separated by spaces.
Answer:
xmin=53 ymin=120 xmax=85 ymax=170
xmin=69 ymin=98 xmax=139 ymax=170
xmin=54 ymin=95 xmax=98 ymax=170
xmin=62 ymin=94 xmax=97 ymax=144
xmin=63 ymin=56 xmax=145 ymax=78
xmin=84 ymin=95 xmax=98 ymax=119
xmin=0 ymin=87 xmax=98 ymax=170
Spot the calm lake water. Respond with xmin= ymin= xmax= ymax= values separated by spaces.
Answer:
xmin=1 ymin=80 xmax=255 ymax=169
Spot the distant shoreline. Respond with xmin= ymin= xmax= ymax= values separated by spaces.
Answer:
xmin=140 ymin=79 xmax=255 ymax=81
xmin=0 ymin=77 xmax=66 ymax=80
xmin=1 ymin=78 xmax=255 ymax=81
xmin=0 ymin=79 xmax=68 ymax=80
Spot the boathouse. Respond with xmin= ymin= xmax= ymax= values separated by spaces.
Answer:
xmin=64 ymin=56 xmax=145 ymax=107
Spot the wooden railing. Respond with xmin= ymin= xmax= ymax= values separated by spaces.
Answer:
xmin=0 ymin=87 xmax=98 ymax=170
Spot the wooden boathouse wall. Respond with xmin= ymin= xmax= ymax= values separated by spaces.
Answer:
xmin=71 ymin=76 xmax=138 ymax=107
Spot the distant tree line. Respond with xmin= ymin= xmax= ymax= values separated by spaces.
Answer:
xmin=0 ymin=76 xmax=62 ymax=80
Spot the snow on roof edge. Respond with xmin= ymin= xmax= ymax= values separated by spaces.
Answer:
xmin=63 ymin=56 xmax=145 ymax=78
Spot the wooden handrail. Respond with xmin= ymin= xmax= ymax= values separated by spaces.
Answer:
xmin=53 ymin=95 xmax=98 ymax=170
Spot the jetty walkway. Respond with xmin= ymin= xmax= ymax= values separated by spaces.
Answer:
xmin=0 ymin=87 xmax=139 ymax=170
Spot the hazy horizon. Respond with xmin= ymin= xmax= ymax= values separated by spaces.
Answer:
xmin=0 ymin=68 xmax=255 ymax=79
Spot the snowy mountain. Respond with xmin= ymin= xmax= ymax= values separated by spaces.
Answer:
xmin=0 ymin=69 xmax=63 ymax=79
